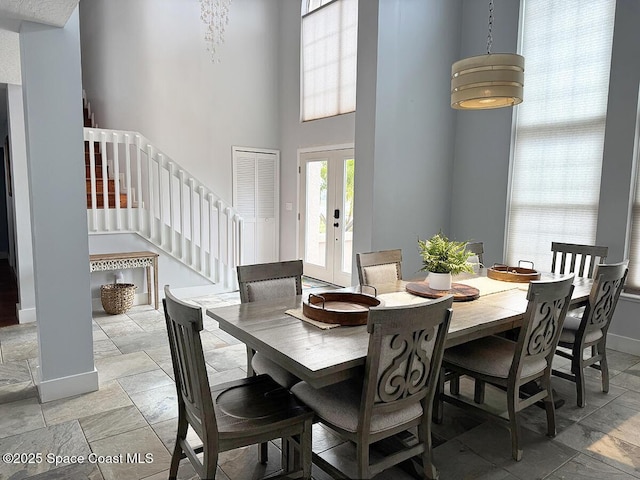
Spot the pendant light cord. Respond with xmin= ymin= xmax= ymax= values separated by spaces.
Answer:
xmin=487 ymin=0 xmax=494 ymax=54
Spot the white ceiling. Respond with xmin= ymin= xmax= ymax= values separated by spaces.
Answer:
xmin=0 ymin=1 xmax=78 ymax=133
xmin=0 ymin=0 xmax=79 ymax=32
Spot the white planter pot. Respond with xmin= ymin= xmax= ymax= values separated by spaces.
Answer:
xmin=429 ymin=272 xmax=452 ymax=291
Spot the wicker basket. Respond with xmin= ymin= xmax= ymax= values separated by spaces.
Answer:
xmin=101 ymin=283 xmax=137 ymax=314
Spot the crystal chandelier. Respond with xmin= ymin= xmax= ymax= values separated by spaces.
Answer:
xmin=451 ymin=0 xmax=524 ymax=110
xmin=200 ymin=0 xmax=232 ymax=63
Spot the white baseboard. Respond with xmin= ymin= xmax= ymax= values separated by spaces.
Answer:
xmin=36 ymin=367 xmax=99 ymax=403
xmin=607 ymin=333 xmax=640 ymax=356
xmin=169 ymin=283 xmax=235 ymax=300
xmin=17 ymin=306 xmax=37 ymax=323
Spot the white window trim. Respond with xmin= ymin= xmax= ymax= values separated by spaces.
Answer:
xmin=622 ymin=83 xmax=640 ymax=293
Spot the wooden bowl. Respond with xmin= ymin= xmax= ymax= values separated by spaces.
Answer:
xmin=303 ymin=292 xmax=382 ymax=326
xmin=487 ymin=264 xmax=541 ymax=283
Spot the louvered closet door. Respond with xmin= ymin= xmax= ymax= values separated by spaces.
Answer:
xmin=233 ymin=148 xmax=279 ymax=265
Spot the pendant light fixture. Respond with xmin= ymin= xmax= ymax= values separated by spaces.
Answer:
xmin=451 ymin=0 xmax=524 ymax=110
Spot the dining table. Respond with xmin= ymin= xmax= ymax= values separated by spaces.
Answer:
xmin=205 ymin=270 xmax=593 ymax=390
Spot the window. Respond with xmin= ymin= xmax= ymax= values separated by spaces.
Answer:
xmin=505 ymin=0 xmax=616 ymax=269
xmin=625 ymin=107 xmax=640 ymax=292
xmin=301 ymin=0 xmax=358 ymax=121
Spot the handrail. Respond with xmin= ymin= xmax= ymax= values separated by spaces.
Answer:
xmin=83 ymin=127 xmax=242 ymax=288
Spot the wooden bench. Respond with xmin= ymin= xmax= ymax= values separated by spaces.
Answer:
xmin=90 ymin=251 xmax=159 ymax=310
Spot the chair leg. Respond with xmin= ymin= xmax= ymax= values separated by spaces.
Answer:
xmin=542 ymin=377 xmax=556 ymax=438
xmin=474 ymin=380 xmax=485 ymax=404
xmin=169 ymin=414 xmax=188 ymax=480
xmin=246 ymin=347 xmax=269 ymax=463
xmin=202 ymin=449 xmax=219 ymax=480
xmin=574 ymin=350 xmax=587 ymax=408
xmin=418 ymin=413 xmax=439 ymax=480
xmin=246 ymin=346 xmax=256 ymax=377
xmin=259 ymin=441 xmax=268 ymax=464
xmin=356 ymin=441 xmax=370 ymax=480
xmin=301 ymin=419 xmax=313 ymax=480
xmin=281 ymin=438 xmax=290 ymax=473
xmin=507 ymin=388 xmax=522 ymax=461
xmin=433 ymin=367 xmax=445 ymax=424
xmin=450 ymin=372 xmax=460 ymax=395
xmin=600 ymin=345 xmax=610 ymax=394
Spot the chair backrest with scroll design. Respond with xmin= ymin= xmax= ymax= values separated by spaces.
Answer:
xmin=553 ymin=262 xmax=628 ymax=407
xmin=512 ymin=276 xmax=575 ymax=383
xmin=581 ymin=262 xmax=628 ymax=339
xmin=551 ymin=242 xmax=608 ymax=279
xmin=360 ymin=296 xmax=452 ymax=434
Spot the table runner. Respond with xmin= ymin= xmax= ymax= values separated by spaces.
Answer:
xmin=454 ymin=276 xmax=520 ymax=296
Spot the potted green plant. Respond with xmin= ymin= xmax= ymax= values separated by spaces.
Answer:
xmin=418 ymin=232 xmax=474 ymax=290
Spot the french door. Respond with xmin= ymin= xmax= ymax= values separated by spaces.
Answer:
xmin=299 ymin=148 xmax=354 ymax=286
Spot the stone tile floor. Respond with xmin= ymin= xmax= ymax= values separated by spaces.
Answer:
xmin=0 ymin=285 xmax=639 ymax=479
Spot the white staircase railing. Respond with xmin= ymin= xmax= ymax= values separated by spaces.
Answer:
xmin=84 ymin=127 xmax=243 ymax=289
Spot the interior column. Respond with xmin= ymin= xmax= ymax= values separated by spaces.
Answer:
xmin=19 ymin=7 xmax=97 ymax=402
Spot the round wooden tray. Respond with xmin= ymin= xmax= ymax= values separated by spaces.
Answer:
xmin=303 ymin=292 xmax=383 ymax=326
xmin=487 ymin=265 xmax=541 ymax=283
xmin=405 ymin=281 xmax=479 ymax=302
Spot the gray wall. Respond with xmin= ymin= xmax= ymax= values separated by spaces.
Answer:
xmin=596 ymin=0 xmax=640 ymax=345
xmin=79 ymin=0 xmax=281 ymax=205
xmin=449 ymin=0 xmax=640 ymax=349
xmin=75 ymin=0 xmax=640 ymax=349
xmin=0 ymin=84 xmax=7 ymax=139
xmin=351 ymin=0 xmax=379 ymax=269
xmin=278 ymin=0 xmax=356 ymax=260
xmin=449 ymin=0 xmax=520 ymax=267
xmin=353 ymin=0 xmax=462 ymax=279
xmin=0 ymin=149 xmax=8 ymax=255
xmin=597 ymin=0 xmax=640 ymax=261
xmin=78 ymin=0 xmax=281 ymax=294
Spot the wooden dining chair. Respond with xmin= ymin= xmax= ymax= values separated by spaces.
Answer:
xmin=438 ymin=276 xmax=574 ymax=461
xmin=236 ymin=260 xmax=304 ymax=464
xmin=163 ymin=286 xmax=313 ymax=480
xmin=236 ymin=260 xmax=303 ymax=390
xmin=292 ymin=296 xmax=453 ymax=479
xmin=551 ymin=242 xmax=608 ymax=279
xmin=552 ymin=262 xmax=628 ymax=407
xmin=356 ymin=249 xmax=403 ymax=285
xmin=465 ymin=241 xmax=485 ymax=267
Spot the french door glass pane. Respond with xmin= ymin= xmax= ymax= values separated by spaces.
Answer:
xmin=342 ymin=158 xmax=354 ymax=274
xmin=305 ymin=160 xmax=327 ymax=267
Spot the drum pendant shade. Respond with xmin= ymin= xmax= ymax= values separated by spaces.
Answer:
xmin=451 ymin=53 xmax=524 ymax=110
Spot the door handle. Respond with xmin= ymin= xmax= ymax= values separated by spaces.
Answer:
xmin=333 ymin=222 xmax=339 ymax=227
xmin=334 ymin=209 xmax=340 ymax=219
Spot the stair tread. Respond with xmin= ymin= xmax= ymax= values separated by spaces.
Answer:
xmin=87 ymin=193 xmax=128 ymax=209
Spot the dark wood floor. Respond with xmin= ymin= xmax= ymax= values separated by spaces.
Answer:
xmin=0 ymin=259 xmax=19 ymax=327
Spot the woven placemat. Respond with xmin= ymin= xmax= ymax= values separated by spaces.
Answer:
xmin=285 ymin=308 xmax=340 ymax=330
xmin=455 ymin=276 xmax=520 ymax=296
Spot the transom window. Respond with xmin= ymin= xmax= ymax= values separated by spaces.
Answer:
xmin=301 ymin=0 xmax=358 ymax=122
